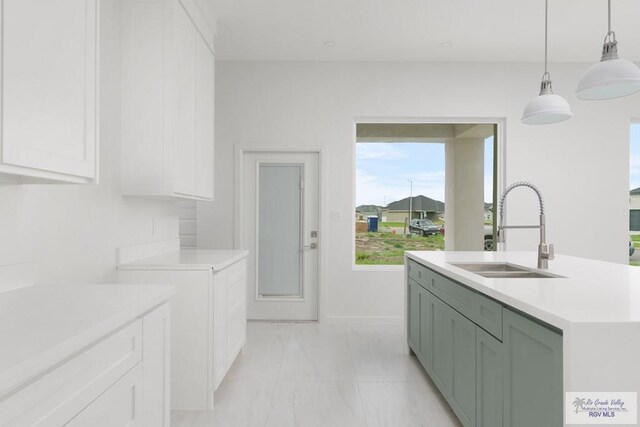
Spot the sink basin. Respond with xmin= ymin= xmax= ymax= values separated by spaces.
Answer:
xmin=474 ymin=271 xmax=562 ymax=279
xmin=450 ymin=262 xmax=529 ymax=273
xmin=449 ymin=262 xmax=564 ymax=279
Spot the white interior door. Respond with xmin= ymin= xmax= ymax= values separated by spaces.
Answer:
xmin=242 ymin=152 xmax=319 ymax=320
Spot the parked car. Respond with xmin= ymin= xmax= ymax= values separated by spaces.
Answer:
xmin=484 ymin=225 xmax=495 ymax=251
xmin=631 ymin=241 xmax=636 ymax=257
xmin=439 ymin=224 xmax=496 ymax=251
xmin=409 ymin=219 xmax=440 ymax=236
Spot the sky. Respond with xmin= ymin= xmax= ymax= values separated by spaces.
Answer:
xmin=356 ymin=138 xmax=494 ymax=207
xmin=631 ymin=124 xmax=640 ymax=191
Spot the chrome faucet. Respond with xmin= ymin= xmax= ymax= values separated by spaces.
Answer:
xmin=498 ymin=181 xmax=554 ymax=269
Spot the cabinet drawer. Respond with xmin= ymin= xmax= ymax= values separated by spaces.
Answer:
xmin=227 ymin=259 xmax=246 ymax=284
xmin=431 ymin=271 xmax=474 ymax=318
xmin=430 ymin=269 xmax=503 ymax=340
xmin=0 ymin=319 xmax=142 ymax=426
xmin=407 ymin=259 xmax=430 ymax=289
xmin=474 ymin=293 xmax=503 ymax=340
xmin=66 ymin=363 xmax=142 ymax=427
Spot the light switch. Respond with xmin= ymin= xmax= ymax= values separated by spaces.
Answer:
xmin=311 ymin=231 xmax=318 ymax=238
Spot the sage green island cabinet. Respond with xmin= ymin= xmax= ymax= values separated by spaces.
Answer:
xmin=406 ymin=258 xmax=562 ymax=427
xmin=503 ymin=308 xmax=563 ymax=427
xmin=476 ymin=328 xmax=503 ymax=427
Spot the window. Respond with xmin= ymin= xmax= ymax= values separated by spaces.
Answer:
xmin=630 ymin=124 xmax=640 ymax=266
xmin=354 ymin=122 xmax=498 ymax=266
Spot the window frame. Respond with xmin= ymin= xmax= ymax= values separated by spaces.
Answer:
xmin=352 ymin=117 xmax=506 ymax=271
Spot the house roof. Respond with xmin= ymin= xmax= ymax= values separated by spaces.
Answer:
xmin=631 ymin=187 xmax=640 ymax=195
xmin=386 ymin=195 xmax=445 ymax=212
xmin=356 ymin=204 xmax=382 ymax=213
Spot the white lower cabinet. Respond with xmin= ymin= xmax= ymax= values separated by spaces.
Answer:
xmin=213 ymin=259 xmax=248 ymax=390
xmin=66 ymin=364 xmax=143 ymax=427
xmin=0 ymin=303 xmax=171 ymax=427
xmin=117 ymin=257 xmax=248 ymax=410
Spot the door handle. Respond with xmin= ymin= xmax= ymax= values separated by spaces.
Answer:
xmin=304 ymin=243 xmax=318 ymax=250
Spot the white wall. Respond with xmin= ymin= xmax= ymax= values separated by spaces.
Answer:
xmin=0 ymin=0 xmax=178 ymax=286
xmin=198 ymin=60 xmax=633 ymax=320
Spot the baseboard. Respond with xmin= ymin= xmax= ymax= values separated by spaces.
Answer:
xmin=324 ymin=315 xmax=403 ymax=324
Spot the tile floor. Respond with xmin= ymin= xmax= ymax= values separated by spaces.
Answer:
xmin=171 ymin=321 xmax=461 ymax=427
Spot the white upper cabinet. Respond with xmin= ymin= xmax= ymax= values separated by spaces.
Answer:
xmin=122 ymin=0 xmax=215 ymax=201
xmin=0 ymin=0 xmax=99 ymax=184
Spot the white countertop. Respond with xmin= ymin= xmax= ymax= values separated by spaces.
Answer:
xmin=117 ymin=249 xmax=248 ymax=271
xmin=0 ymin=284 xmax=174 ymax=398
xmin=406 ymin=251 xmax=640 ymax=329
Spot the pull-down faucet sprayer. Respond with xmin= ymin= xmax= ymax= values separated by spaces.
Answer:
xmin=498 ymin=181 xmax=554 ymax=269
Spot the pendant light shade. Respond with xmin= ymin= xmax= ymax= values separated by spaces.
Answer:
xmin=576 ymin=0 xmax=640 ymax=100
xmin=576 ymin=48 xmax=640 ymax=100
xmin=521 ymin=0 xmax=572 ymax=125
xmin=522 ymin=80 xmax=573 ymax=125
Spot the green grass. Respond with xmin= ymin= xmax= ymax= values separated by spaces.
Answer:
xmin=630 ymin=261 xmax=640 ymax=267
xmin=379 ymin=222 xmax=406 ymax=228
xmin=632 ymin=235 xmax=640 ymax=248
xmin=355 ymin=231 xmax=445 ymax=265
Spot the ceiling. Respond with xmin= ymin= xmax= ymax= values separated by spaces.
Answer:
xmin=211 ymin=0 xmax=640 ymax=62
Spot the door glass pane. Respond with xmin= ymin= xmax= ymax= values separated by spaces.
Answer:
xmin=258 ymin=164 xmax=302 ymax=297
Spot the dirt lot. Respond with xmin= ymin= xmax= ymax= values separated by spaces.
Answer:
xmin=355 ymin=231 xmax=444 ymax=265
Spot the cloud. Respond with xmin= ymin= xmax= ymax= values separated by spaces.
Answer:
xmin=356 ymin=143 xmax=406 ymax=160
xmin=356 ymin=169 xmax=445 ymax=206
xmin=405 ymin=171 xmax=445 ymax=185
xmin=631 ymin=154 xmax=640 ymax=189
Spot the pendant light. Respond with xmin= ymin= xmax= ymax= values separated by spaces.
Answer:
xmin=576 ymin=0 xmax=640 ymax=100
xmin=521 ymin=0 xmax=572 ymax=125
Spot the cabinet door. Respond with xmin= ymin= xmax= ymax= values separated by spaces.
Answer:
xmin=431 ymin=296 xmax=452 ymax=395
xmin=503 ymin=308 xmax=562 ymax=427
xmin=1 ymin=0 xmax=97 ymax=180
xmin=476 ymin=328 xmax=502 ymax=427
xmin=419 ymin=286 xmax=434 ymax=373
xmin=66 ymin=365 xmax=142 ymax=427
xmin=195 ymin=34 xmax=215 ymax=200
xmin=450 ymin=309 xmax=476 ymax=426
xmin=407 ymin=280 xmax=421 ymax=354
xmin=226 ymin=275 xmax=246 ymax=364
xmin=213 ymin=270 xmax=228 ymax=390
xmin=171 ymin=0 xmax=197 ymax=197
xmin=142 ymin=303 xmax=171 ymax=427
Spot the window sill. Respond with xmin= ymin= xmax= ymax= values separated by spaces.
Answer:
xmin=352 ymin=264 xmax=405 ymax=272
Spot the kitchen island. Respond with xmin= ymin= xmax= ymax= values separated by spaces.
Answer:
xmin=406 ymin=251 xmax=640 ymax=427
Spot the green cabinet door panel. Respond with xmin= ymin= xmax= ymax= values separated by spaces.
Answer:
xmin=450 ymin=308 xmax=477 ymax=426
xmin=408 ymin=279 xmax=420 ymax=354
xmin=419 ymin=287 xmax=434 ymax=373
xmin=431 ymin=296 xmax=453 ymax=395
xmin=476 ymin=328 xmax=503 ymax=427
xmin=503 ymin=308 xmax=562 ymax=427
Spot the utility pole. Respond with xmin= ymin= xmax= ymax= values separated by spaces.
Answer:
xmin=407 ymin=179 xmax=413 ymax=238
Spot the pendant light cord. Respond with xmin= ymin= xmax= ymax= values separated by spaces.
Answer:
xmin=544 ymin=0 xmax=548 ymax=75
xmin=608 ymin=0 xmax=611 ymax=33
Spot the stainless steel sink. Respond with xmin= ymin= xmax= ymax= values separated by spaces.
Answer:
xmin=449 ymin=262 xmax=564 ymax=279
xmin=450 ymin=262 xmax=529 ymax=273
xmin=474 ymin=271 xmax=562 ymax=279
